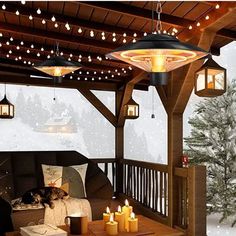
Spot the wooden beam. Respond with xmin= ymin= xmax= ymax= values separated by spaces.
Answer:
xmin=178 ymin=2 xmax=236 ymax=41
xmin=117 ymin=71 xmax=146 ymax=126
xmin=0 ymin=72 xmax=118 ymax=91
xmin=0 ymin=22 xmax=117 ymax=51
xmin=78 ymin=88 xmax=117 ymax=127
xmin=217 ymin=28 xmax=236 ymax=40
xmin=81 ymin=2 xmax=193 ymax=28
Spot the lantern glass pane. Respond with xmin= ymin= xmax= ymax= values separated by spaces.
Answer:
xmin=196 ymin=70 xmax=205 ymax=91
xmin=127 ymin=105 xmax=138 ymax=116
xmin=207 ymin=74 xmax=214 ymax=89
xmin=10 ymin=105 xmax=14 ymax=116
xmin=1 ymin=105 xmax=9 ymax=115
xmin=215 ymin=72 xmax=225 ymax=90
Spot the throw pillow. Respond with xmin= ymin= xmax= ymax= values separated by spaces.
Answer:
xmin=41 ymin=164 xmax=88 ymax=198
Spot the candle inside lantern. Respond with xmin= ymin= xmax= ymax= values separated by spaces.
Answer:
xmin=106 ymin=214 xmax=118 ymax=235
xmin=122 ymin=199 xmax=133 ymax=231
xmin=103 ymin=206 xmax=111 ymax=230
xmin=115 ymin=205 xmax=125 ymax=232
xmin=128 ymin=212 xmax=138 ymax=233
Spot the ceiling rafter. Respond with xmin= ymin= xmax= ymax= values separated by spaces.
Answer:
xmin=0 ymin=22 xmax=119 ymax=51
xmin=1 ymin=2 xmax=136 ymax=38
xmin=0 ymin=47 xmax=129 ymax=76
xmin=0 ymin=38 xmax=129 ymax=69
xmin=80 ymin=1 xmax=194 ymax=28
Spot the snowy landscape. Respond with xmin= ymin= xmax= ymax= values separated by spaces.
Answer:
xmin=0 ymin=42 xmax=235 ymax=235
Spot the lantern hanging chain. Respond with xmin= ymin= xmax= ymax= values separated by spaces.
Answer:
xmin=4 ymin=83 xmax=6 ymax=96
xmin=151 ymin=86 xmax=155 ymax=118
xmin=156 ymin=1 xmax=163 ymax=33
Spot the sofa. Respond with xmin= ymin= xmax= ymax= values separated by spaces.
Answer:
xmin=0 ymin=151 xmax=113 ymax=231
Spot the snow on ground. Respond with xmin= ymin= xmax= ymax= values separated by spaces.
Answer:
xmin=207 ymin=214 xmax=236 ymax=236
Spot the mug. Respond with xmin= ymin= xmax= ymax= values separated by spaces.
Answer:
xmin=65 ymin=215 xmax=88 ymax=235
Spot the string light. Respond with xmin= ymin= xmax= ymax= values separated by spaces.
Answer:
xmin=123 ymin=33 xmax=127 ymax=37
xmin=23 ymin=61 xmax=26 ymax=64
xmin=20 ymin=41 xmax=24 ymax=45
xmin=78 ymin=28 xmax=82 ymax=33
xmin=196 ymin=22 xmax=200 ymax=27
xmin=132 ymin=39 xmax=136 ymax=43
xmin=144 ymin=32 xmax=147 ymax=36
xmin=215 ymin=4 xmax=220 ymax=9
xmin=6 ymin=54 xmax=9 ymax=58
xmin=51 ymin=16 xmax=56 ymax=22
xmin=16 ymin=46 xmax=20 ymax=50
xmin=188 ymin=25 xmax=193 ymax=30
xmin=50 ymin=50 xmax=54 ymax=54
xmin=77 ymin=77 xmax=80 ymax=80
xmin=31 ymin=44 xmax=34 ymax=48
xmin=42 ymin=19 xmax=46 ymax=24
xmin=54 ymin=23 xmax=58 ymax=28
xmin=205 ymin=15 xmax=209 ymax=20
xmin=60 ymin=52 xmax=63 ymax=56
xmin=21 ymin=1 xmax=26 ymax=4
xmin=128 ymin=66 xmax=132 ymax=70
xmin=9 ymin=50 xmax=12 ymax=54
xmin=27 ymin=49 xmax=30 ymax=53
xmin=15 ymin=58 xmax=18 ymax=61
xmin=0 ymin=43 xmax=2 ymax=47
xmin=16 ymin=10 xmax=20 ymax=16
xmin=37 ymin=8 xmax=41 ymax=15
xmin=90 ymin=30 xmax=94 ymax=37
xmin=0 ymin=32 xmax=2 ymax=37
xmin=18 ymin=56 xmax=22 ymax=60
xmin=113 ymin=37 xmax=116 ymax=42
xmin=65 ymin=22 xmax=70 ymax=30
xmin=47 ymin=55 xmax=50 ymax=59
xmin=29 ymin=15 xmax=33 ymax=20
xmin=41 ymin=47 xmax=44 ymax=51
xmin=2 ymin=5 xmax=6 ymax=10
xmin=133 ymin=33 xmax=137 ymax=37
xmin=102 ymin=36 xmax=106 ymax=40
xmin=123 ymin=39 xmax=126 ymax=43
xmin=6 ymin=41 xmax=10 ymax=45
xmin=98 ymin=77 xmax=101 ymax=80
xmin=70 ymin=53 xmax=73 ymax=57
xmin=10 ymin=37 xmax=13 ymax=41
xmin=37 ymin=52 xmax=40 ymax=57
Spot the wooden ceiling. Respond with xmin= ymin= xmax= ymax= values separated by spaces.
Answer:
xmin=0 ymin=1 xmax=235 ymax=91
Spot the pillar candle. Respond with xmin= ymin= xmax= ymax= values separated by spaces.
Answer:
xmin=114 ymin=205 xmax=125 ymax=232
xmin=106 ymin=214 xmax=118 ymax=235
xmin=103 ymin=206 xmax=111 ymax=230
xmin=122 ymin=199 xmax=133 ymax=231
xmin=128 ymin=212 xmax=138 ymax=233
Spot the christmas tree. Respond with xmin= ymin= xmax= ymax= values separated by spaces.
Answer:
xmin=184 ymin=80 xmax=236 ymax=227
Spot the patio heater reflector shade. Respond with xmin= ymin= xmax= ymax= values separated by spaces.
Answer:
xmin=107 ymin=34 xmax=208 ymax=73
xmin=0 ymin=96 xmax=14 ymax=119
xmin=124 ymin=97 xmax=139 ymax=119
xmin=34 ymin=56 xmax=82 ymax=77
xmin=195 ymin=57 xmax=226 ymax=97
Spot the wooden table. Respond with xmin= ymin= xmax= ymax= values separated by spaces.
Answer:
xmin=6 ymin=215 xmax=184 ymax=236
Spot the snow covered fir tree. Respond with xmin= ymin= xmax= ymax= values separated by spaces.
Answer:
xmin=184 ymin=80 xmax=236 ymax=227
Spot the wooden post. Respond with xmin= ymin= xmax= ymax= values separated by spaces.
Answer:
xmin=188 ymin=166 xmax=206 ymax=236
xmin=167 ymin=112 xmax=183 ymax=227
xmin=115 ymin=90 xmax=124 ymax=196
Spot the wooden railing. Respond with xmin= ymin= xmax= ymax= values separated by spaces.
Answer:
xmin=91 ymin=158 xmax=206 ymax=236
xmin=121 ymin=159 xmax=168 ymax=219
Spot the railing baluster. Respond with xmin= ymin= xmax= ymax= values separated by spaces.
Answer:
xmin=104 ymin=163 xmax=108 ymax=176
xmin=160 ymin=172 xmax=163 ymax=215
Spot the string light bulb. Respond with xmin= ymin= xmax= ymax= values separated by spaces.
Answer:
xmin=188 ymin=25 xmax=193 ymax=30
xmin=113 ymin=37 xmax=116 ymax=42
xmin=21 ymin=1 xmax=26 ymax=4
xmin=123 ymin=33 xmax=127 ymax=37
xmin=123 ymin=38 xmax=127 ymax=43
xmin=41 ymin=47 xmax=44 ymax=51
xmin=37 ymin=8 xmax=41 ymax=14
xmin=196 ymin=22 xmax=200 ymax=27
xmin=42 ymin=19 xmax=46 ymax=24
xmin=20 ymin=41 xmax=24 ymax=45
xmin=205 ymin=15 xmax=209 ymax=20
xmin=54 ymin=23 xmax=58 ymax=28
xmin=37 ymin=52 xmax=40 ymax=57
xmin=51 ymin=16 xmax=56 ymax=22
xmin=16 ymin=46 xmax=20 ymax=50
xmin=16 ymin=10 xmax=20 ymax=16
xmin=0 ymin=33 xmax=2 ymax=37
xmin=133 ymin=33 xmax=137 ymax=37
xmin=29 ymin=15 xmax=33 ymax=20
xmin=2 ymin=4 xmax=6 ymax=10
xmin=78 ymin=28 xmax=82 ymax=33
xmin=6 ymin=41 xmax=10 ymax=45
xmin=10 ymin=37 xmax=13 ymax=41
xmin=65 ymin=22 xmax=70 ymax=30
xmin=215 ymin=4 xmax=220 ymax=9
xmin=27 ymin=49 xmax=30 ymax=53
xmin=31 ymin=44 xmax=34 ymax=48
xmin=90 ymin=30 xmax=94 ymax=37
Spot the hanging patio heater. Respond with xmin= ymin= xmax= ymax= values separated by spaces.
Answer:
xmin=107 ymin=33 xmax=208 ymax=85
xmin=34 ymin=44 xmax=82 ymax=83
xmin=195 ymin=57 xmax=226 ymax=97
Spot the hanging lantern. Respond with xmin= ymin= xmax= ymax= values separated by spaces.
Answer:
xmin=195 ymin=57 xmax=226 ymax=97
xmin=34 ymin=43 xmax=82 ymax=82
xmin=0 ymin=85 xmax=14 ymax=119
xmin=124 ymin=97 xmax=139 ymax=119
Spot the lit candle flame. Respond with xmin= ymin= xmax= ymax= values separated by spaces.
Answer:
xmin=125 ymin=199 xmax=129 ymax=206
xmin=106 ymin=206 xmax=110 ymax=214
xmin=118 ymin=205 xmax=121 ymax=213
xmin=130 ymin=212 xmax=135 ymax=219
xmin=110 ymin=214 xmax=114 ymax=223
